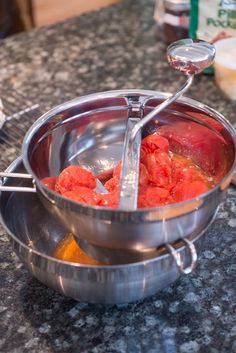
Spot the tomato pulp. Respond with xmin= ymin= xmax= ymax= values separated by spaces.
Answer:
xmin=42 ymin=132 xmax=215 ymax=208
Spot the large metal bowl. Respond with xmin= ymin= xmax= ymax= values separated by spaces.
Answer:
xmin=20 ymin=90 xmax=236 ymax=255
xmin=0 ymin=158 xmax=208 ymax=304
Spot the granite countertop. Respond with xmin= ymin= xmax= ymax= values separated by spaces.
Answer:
xmin=0 ymin=0 xmax=236 ymax=352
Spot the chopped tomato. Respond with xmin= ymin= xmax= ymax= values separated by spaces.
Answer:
xmin=172 ymin=180 xmax=208 ymax=202
xmin=104 ymin=177 xmax=119 ymax=192
xmin=138 ymin=186 xmax=169 ymax=208
xmin=113 ymin=161 xmax=122 ymax=179
xmin=55 ymin=165 xmax=96 ymax=194
xmin=145 ymin=152 xmax=171 ymax=187
xmin=171 ymin=154 xmax=190 ymax=181
xmin=139 ymin=163 xmax=149 ymax=186
xmin=63 ymin=187 xmax=99 ymax=206
xmin=98 ymin=192 xmax=119 ymax=208
xmin=181 ymin=167 xmax=208 ymax=184
xmin=140 ymin=145 xmax=149 ymax=165
xmin=49 ymin=131 xmax=215 ymax=208
xmin=154 ymin=150 xmax=172 ymax=177
xmin=41 ymin=176 xmax=57 ymax=191
xmin=181 ymin=180 xmax=209 ymax=200
xmin=141 ymin=133 xmax=169 ymax=153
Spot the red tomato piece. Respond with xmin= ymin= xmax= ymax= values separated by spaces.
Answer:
xmin=98 ymin=192 xmax=119 ymax=208
xmin=104 ymin=177 xmax=120 ymax=192
xmin=154 ymin=150 xmax=172 ymax=178
xmin=171 ymin=154 xmax=189 ymax=182
xmin=52 ymin=131 xmax=214 ymax=208
xmin=172 ymin=153 xmax=209 ymax=183
xmin=141 ymin=133 xmax=169 ymax=154
xmin=145 ymin=152 xmax=171 ymax=187
xmin=138 ymin=186 xmax=169 ymax=208
xmin=181 ymin=180 xmax=208 ymax=200
xmin=181 ymin=167 xmax=206 ymax=184
xmin=113 ymin=161 xmax=122 ymax=179
xmin=172 ymin=180 xmax=208 ymax=202
xmin=140 ymin=145 xmax=149 ymax=164
xmin=139 ymin=163 xmax=149 ymax=186
xmin=55 ymin=165 xmax=96 ymax=194
xmin=63 ymin=191 xmax=85 ymax=204
xmin=62 ymin=187 xmax=99 ymax=206
xmin=41 ymin=177 xmax=57 ymax=191
xmin=172 ymin=182 xmax=186 ymax=202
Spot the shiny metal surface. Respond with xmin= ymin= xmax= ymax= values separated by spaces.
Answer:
xmin=0 ymin=158 xmax=205 ymax=304
xmin=0 ymin=172 xmax=36 ymax=192
xmin=167 ymin=39 xmax=216 ymax=75
xmin=19 ymin=90 xmax=236 ymax=259
xmin=166 ymin=238 xmax=197 ymax=275
xmin=95 ymin=179 xmax=108 ymax=194
xmin=77 ymin=235 xmax=199 ymax=269
xmin=119 ymin=117 xmax=141 ymax=210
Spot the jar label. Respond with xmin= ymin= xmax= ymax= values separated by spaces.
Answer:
xmin=191 ymin=0 xmax=236 ymax=43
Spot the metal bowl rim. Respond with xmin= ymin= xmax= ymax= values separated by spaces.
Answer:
xmin=22 ymin=89 xmax=236 ymax=217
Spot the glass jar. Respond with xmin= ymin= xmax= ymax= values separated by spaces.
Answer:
xmin=157 ymin=0 xmax=190 ymax=45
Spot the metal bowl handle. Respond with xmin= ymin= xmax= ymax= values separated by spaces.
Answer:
xmin=0 ymin=172 xmax=36 ymax=192
xmin=166 ymin=238 xmax=198 ymax=275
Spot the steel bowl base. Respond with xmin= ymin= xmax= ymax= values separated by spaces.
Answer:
xmin=0 ymin=158 xmax=207 ymax=304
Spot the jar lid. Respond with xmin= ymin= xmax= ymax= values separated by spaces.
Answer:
xmin=164 ymin=0 xmax=190 ymax=11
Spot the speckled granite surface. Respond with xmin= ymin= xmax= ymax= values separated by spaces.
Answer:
xmin=0 ymin=0 xmax=236 ymax=352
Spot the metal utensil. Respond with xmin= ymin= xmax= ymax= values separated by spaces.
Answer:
xmin=95 ymin=178 xmax=108 ymax=194
xmin=118 ymin=117 xmax=141 ymax=209
xmin=15 ymin=89 xmax=234 ymax=257
xmin=119 ymin=39 xmax=216 ymax=210
xmin=0 ymin=158 xmax=205 ymax=304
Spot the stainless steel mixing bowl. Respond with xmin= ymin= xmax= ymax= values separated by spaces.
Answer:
xmin=0 ymin=158 xmax=208 ymax=304
xmin=8 ymin=90 xmax=236 ymax=256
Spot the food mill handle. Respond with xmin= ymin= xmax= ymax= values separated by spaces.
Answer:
xmin=130 ymin=75 xmax=194 ymax=141
xmin=166 ymin=238 xmax=198 ymax=275
xmin=131 ymin=40 xmax=215 ymax=141
xmin=0 ymin=172 xmax=36 ymax=192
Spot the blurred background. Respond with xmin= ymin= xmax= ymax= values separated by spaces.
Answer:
xmin=0 ymin=0 xmax=121 ymax=38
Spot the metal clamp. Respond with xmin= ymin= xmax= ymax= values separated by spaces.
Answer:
xmin=0 ymin=172 xmax=36 ymax=192
xmin=166 ymin=238 xmax=197 ymax=275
